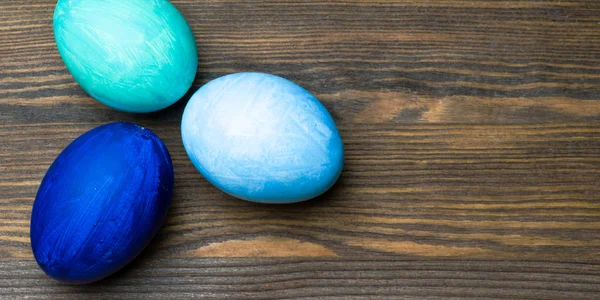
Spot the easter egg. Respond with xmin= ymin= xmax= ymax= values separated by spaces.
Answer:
xmin=30 ymin=122 xmax=174 ymax=283
xmin=181 ymin=72 xmax=344 ymax=204
xmin=53 ymin=0 xmax=198 ymax=113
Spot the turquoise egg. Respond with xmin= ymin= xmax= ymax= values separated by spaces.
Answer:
xmin=181 ymin=73 xmax=344 ymax=204
xmin=53 ymin=0 xmax=198 ymax=113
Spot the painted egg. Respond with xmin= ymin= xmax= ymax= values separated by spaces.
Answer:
xmin=30 ymin=122 xmax=174 ymax=283
xmin=181 ymin=72 xmax=344 ymax=204
xmin=53 ymin=0 xmax=198 ymax=113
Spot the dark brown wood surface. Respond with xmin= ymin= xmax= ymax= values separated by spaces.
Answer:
xmin=1 ymin=0 xmax=600 ymax=299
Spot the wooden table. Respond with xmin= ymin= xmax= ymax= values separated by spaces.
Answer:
xmin=2 ymin=0 xmax=600 ymax=299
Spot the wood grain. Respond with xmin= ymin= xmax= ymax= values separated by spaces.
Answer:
xmin=1 ymin=0 xmax=600 ymax=298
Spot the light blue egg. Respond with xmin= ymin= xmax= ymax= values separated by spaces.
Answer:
xmin=53 ymin=0 xmax=198 ymax=113
xmin=181 ymin=72 xmax=344 ymax=204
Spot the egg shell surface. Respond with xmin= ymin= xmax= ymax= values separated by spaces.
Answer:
xmin=30 ymin=122 xmax=174 ymax=284
xmin=181 ymin=72 xmax=344 ymax=204
xmin=53 ymin=0 xmax=198 ymax=113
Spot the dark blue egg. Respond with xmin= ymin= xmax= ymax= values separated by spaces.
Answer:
xmin=30 ymin=122 xmax=174 ymax=284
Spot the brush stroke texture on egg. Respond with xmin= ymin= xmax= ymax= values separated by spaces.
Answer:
xmin=30 ymin=122 xmax=174 ymax=284
xmin=53 ymin=0 xmax=198 ymax=113
xmin=181 ymin=72 xmax=344 ymax=204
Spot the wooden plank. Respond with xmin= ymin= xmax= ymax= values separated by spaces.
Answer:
xmin=0 ymin=259 xmax=599 ymax=299
xmin=0 ymin=0 xmax=599 ymax=298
